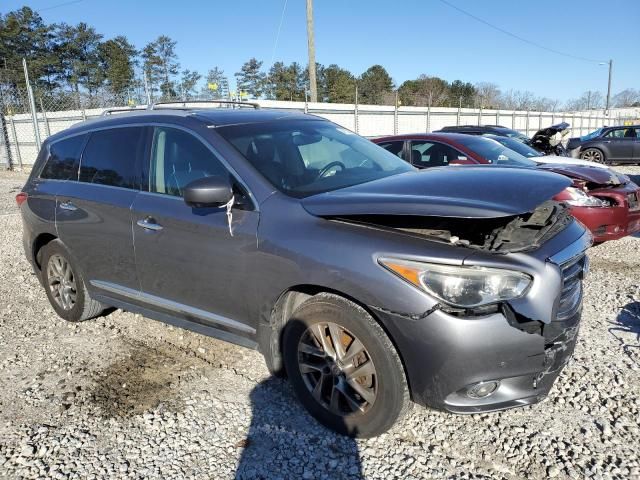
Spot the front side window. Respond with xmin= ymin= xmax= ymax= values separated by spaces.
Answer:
xmin=217 ymin=120 xmax=413 ymax=198
xmin=603 ymin=128 xmax=633 ymax=139
xmin=409 ymin=141 xmax=460 ymax=167
xmin=79 ymin=127 xmax=144 ymax=188
xmin=377 ymin=141 xmax=405 ymax=159
xmin=40 ymin=134 xmax=87 ymax=180
xmin=149 ymin=127 xmax=229 ymax=197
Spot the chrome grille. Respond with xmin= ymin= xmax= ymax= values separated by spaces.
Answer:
xmin=556 ymin=254 xmax=586 ymax=320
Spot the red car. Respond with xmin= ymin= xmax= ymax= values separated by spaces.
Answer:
xmin=372 ymin=133 xmax=640 ymax=243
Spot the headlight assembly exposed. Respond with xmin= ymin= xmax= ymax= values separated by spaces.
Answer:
xmin=563 ymin=187 xmax=607 ymax=207
xmin=379 ymin=258 xmax=532 ymax=308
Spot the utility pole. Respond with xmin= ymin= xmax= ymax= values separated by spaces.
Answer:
xmin=23 ymin=58 xmax=41 ymax=151
xmin=305 ymin=0 xmax=318 ymax=103
xmin=605 ymin=59 xmax=613 ymax=116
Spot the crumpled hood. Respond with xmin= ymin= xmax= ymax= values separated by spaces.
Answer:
xmin=532 ymin=122 xmax=571 ymax=140
xmin=535 ymin=155 xmax=609 ymax=170
xmin=302 ymin=166 xmax=572 ymax=219
xmin=538 ymin=163 xmax=630 ymax=186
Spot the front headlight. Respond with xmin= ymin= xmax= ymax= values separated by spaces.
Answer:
xmin=379 ymin=258 xmax=532 ymax=308
xmin=564 ymin=187 xmax=606 ymax=207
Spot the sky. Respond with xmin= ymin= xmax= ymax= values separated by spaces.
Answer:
xmin=4 ymin=0 xmax=640 ymax=101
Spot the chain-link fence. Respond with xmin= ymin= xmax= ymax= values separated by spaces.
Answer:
xmin=1 ymin=84 xmax=638 ymax=170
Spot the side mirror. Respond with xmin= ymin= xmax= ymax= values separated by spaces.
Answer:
xmin=183 ymin=176 xmax=233 ymax=207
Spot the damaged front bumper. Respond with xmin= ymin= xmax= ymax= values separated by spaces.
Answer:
xmin=370 ymin=228 xmax=591 ymax=413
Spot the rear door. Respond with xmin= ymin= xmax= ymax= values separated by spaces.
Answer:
xmin=131 ymin=126 xmax=259 ymax=337
xmin=56 ymin=126 xmax=147 ymax=292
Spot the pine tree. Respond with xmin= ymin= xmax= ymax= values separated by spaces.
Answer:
xmin=235 ymin=58 xmax=266 ymax=99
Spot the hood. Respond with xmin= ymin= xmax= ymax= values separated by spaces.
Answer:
xmin=302 ymin=166 xmax=572 ymax=219
xmin=535 ymin=155 xmax=609 ymax=169
xmin=532 ymin=122 xmax=571 ymax=141
xmin=538 ymin=163 xmax=630 ymax=186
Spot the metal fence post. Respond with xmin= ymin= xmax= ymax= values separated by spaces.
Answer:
xmin=0 ymin=113 xmax=12 ymax=170
xmin=40 ymin=98 xmax=51 ymax=137
xmin=512 ymin=111 xmax=515 ymax=129
xmin=456 ymin=96 xmax=461 ymax=126
xmin=525 ymin=111 xmax=530 ymax=137
xmin=354 ymin=84 xmax=359 ymax=134
xmin=9 ymin=116 xmax=22 ymax=169
xmin=495 ymin=110 xmax=500 ymax=126
xmin=426 ymin=94 xmax=432 ymax=133
xmin=477 ymin=104 xmax=482 ymax=126
xmin=81 ymin=109 xmax=87 ymax=122
xmin=393 ymin=91 xmax=398 ymax=135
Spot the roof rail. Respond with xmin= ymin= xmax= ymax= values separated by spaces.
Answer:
xmin=101 ymin=107 xmax=140 ymax=116
xmin=148 ymin=100 xmax=260 ymax=110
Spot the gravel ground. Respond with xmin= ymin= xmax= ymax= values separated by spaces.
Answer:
xmin=0 ymin=167 xmax=639 ymax=480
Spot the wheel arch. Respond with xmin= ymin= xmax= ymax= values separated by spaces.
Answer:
xmin=32 ymin=232 xmax=58 ymax=270
xmin=260 ymin=284 xmax=413 ymax=399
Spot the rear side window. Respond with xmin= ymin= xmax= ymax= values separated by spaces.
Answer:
xmin=79 ymin=127 xmax=145 ymax=189
xmin=40 ymin=134 xmax=87 ymax=180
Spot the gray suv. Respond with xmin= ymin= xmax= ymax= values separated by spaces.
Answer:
xmin=17 ymin=106 xmax=591 ymax=437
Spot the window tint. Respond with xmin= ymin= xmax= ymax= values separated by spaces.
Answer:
xmin=149 ymin=127 xmax=228 ymax=197
xmin=377 ymin=141 xmax=404 ymax=159
xmin=79 ymin=127 xmax=144 ymax=188
xmin=410 ymin=141 xmax=460 ymax=167
xmin=604 ymin=129 xmax=632 ymax=139
xmin=40 ymin=134 xmax=87 ymax=180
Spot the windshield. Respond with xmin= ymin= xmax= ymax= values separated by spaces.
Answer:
xmin=501 ymin=129 xmax=530 ymax=142
xmin=484 ymin=134 xmax=543 ymax=158
xmin=455 ymin=136 xmax=538 ymax=167
xmin=580 ymin=128 xmax=603 ymax=141
xmin=217 ymin=120 xmax=414 ymax=197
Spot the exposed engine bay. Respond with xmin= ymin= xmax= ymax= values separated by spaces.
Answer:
xmin=333 ymin=200 xmax=573 ymax=253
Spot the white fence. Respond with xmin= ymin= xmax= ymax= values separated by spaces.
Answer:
xmin=2 ymin=100 xmax=639 ymax=168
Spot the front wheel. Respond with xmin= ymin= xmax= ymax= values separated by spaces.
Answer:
xmin=282 ymin=293 xmax=410 ymax=438
xmin=580 ymin=148 xmax=606 ymax=164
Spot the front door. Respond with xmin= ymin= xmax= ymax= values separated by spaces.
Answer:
xmin=131 ymin=126 xmax=259 ymax=338
xmin=56 ymin=126 xmax=147 ymax=292
xmin=604 ymin=128 xmax=635 ymax=161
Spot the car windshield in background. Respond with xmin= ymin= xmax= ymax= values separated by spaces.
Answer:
xmin=500 ymin=129 xmax=530 ymax=142
xmin=484 ymin=134 xmax=543 ymax=158
xmin=217 ymin=120 xmax=414 ymax=197
xmin=455 ymin=136 xmax=537 ymax=167
xmin=580 ymin=128 xmax=603 ymax=141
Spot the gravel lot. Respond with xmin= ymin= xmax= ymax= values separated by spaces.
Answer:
xmin=1 ymin=167 xmax=639 ymax=480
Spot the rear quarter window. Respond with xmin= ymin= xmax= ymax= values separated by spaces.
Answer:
xmin=40 ymin=134 xmax=87 ymax=180
xmin=79 ymin=127 xmax=145 ymax=189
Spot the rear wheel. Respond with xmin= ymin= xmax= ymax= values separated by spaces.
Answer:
xmin=41 ymin=240 xmax=105 ymax=322
xmin=282 ymin=293 xmax=409 ymax=438
xmin=581 ymin=148 xmax=606 ymax=164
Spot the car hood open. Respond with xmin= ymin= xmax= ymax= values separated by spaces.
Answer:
xmin=532 ymin=122 xmax=571 ymax=140
xmin=302 ymin=166 xmax=572 ymax=219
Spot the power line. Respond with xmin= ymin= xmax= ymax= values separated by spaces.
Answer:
xmin=270 ymin=0 xmax=289 ymax=66
xmin=37 ymin=0 xmax=87 ymax=13
xmin=437 ymin=0 xmax=604 ymax=64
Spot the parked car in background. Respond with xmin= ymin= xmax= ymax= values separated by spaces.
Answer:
xmin=567 ymin=126 xmax=640 ymax=164
xmin=373 ymin=133 xmax=640 ymax=243
xmin=438 ymin=123 xmax=571 ymax=156
xmin=18 ymin=105 xmax=591 ymax=438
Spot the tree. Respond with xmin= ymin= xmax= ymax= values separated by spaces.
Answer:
xmin=447 ymin=80 xmax=476 ymax=107
xmin=55 ymin=22 xmax=104 ymax=103
xmin=235 ymin=58 xmax=266 ymax=98
xmin=564 ymin=90 xmax=604 ymax=111
xmin=265 ymin=61 xmax=305 ymax=101
xmin=358 ymin=65 xmax=394 ymax=105
xmin=322 ymin=64 xmax=354 ymax=103
xmin=98 ymin=36 xmax=137 ymax=99
xmin=0 ymin=7 xmax=58 ymax=89
xmin=613 ymin=89 xmax=640 ymax=108
xmin=398 ymin=75 xmax=448 ymax=106
xmin=142 ymin=35 xmax=179 ymax=100
xmin=474 ymin=82 xmax=501 ymax=108
xmin=179 ymin=69 xmax=201 ymax=99
xmin=201 ymin=67 xmax=227 ymax=99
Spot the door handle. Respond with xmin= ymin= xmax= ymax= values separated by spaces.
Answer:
xmin=137 ymin=218 xmax=163 ymax=231
xmin=59 ymin=201 xmax=77 ymax=211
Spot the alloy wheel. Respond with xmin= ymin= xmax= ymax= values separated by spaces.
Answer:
xmin=47 ymin=254 xmax=77 ymax=311
xmin=581 ymin=148 xmax=604 ymax=163
xmin=297 ymin=322 xmax=377 ymax=416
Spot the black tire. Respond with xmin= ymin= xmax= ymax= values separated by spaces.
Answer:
xmin=40 ymin=239 xmax=105 ymax=322
xmin=580 ymin=147 xmax=606 ymax=164
xmin=282 ymin=293 xmax=410 ymax=438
